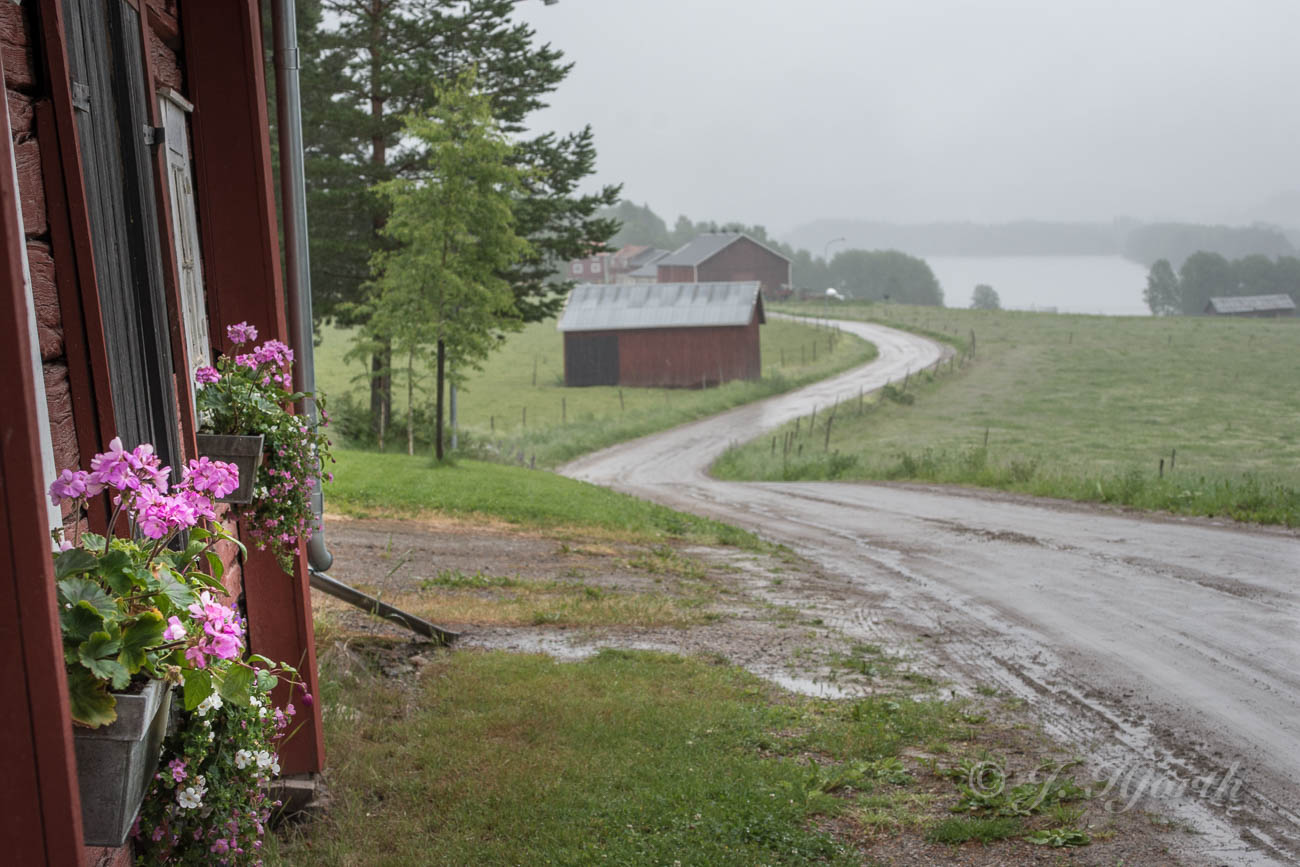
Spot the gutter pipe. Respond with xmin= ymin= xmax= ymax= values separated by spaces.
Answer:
xmin=271 ymin=0 xmax=331 ymax=572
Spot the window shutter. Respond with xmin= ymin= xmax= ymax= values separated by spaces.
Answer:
xmin=159 ymin=89 xmax=209 ymax=389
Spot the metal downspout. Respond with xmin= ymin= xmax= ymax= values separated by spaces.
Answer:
xmin=272 ymin=0 xmax=331 ymax=572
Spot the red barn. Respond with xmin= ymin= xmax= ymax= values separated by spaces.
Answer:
xmin=558 ymin=282 xmax=765 ymax=388
xmin=656 ymin=232 xmax=792 ymax=298
xmin=0 ymin=4 xmax=326 ymax=863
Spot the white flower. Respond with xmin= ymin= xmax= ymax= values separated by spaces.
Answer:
xmin=270 ymin=759 xmax=281 ymax=776
xmin=177 ymin=787 xmax=203 ymax=809
xmin=249 ymin=696 xmax=262 ymax=709
xmin=195 ymin=693 xmax=223 ymax=718
xmin=255 ymin=750 xmax=273 ymax=769
xmin=235 ymin=749 xmax=253 ymax=769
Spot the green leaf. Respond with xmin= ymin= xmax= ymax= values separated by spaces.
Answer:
xmin=216 ymin=664 xmax=254 ymax=706
xmin=79 ymin=533 xmax=106 ymax=554
xmin=204 ymin=550 xmax=225 ymax=583
xmin=60 ymin=600 xmax=105 ymax=644
xmin=58 ymin=578 xmax=117 ymax=620
xmin=183 ymin=668 xmax=213 ymax=711
xmin=79 ymin=631 xmax=128 ymax=688
xmin=156 ymin=571 xmax=196 ymax=610
xmin=119 ymin=612 xmax=165 ymax=672
xmin=96 ymin=549 xmax=135 ymax=596
xmin=54 ymin=548 xmax=98 ymax=579
xmin=66 ymin=666 xmax=117 ymax=728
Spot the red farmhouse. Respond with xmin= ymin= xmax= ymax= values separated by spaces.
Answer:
xmin=558 ymin=281 xmax=765 ymax=388
xmin=656 ymin=232 xmax=792 ymax=298
xmin=0 ymin=3 xmax=326 ymax=864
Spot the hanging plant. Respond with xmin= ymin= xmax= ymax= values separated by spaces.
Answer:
xmin=132 ymin=664 xmax=304 ymax=865
xmin=195 ymin=322 xmax=334 ymax=571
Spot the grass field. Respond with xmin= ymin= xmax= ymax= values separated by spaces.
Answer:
xmin=268 ymin=647 xmax=1098 ymax=865
xmin=325 ymin=450 xmax=764 ymax=549
xmin=715 ymin=301 xmax=1300 ymax=526
xmin=315 ymin=316 xmax=875 ymax=467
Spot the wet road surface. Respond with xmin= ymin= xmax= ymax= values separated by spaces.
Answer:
xmin=561 ymin=316 xmax=1300 ymax=865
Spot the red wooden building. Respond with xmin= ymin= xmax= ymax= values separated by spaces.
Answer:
xmin=656 ymin=232 xmax=792 ymax=298
xmin=0 ymin=3 xmax=325 ymax=863
xmin=558 ymin=282 xmax=765 ymax=388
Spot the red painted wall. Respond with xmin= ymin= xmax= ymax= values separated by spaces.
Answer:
xmin=615 ymin=312 xmax=762 ymax=388
xmin=696 ymin=236 xmax=790 ymax=297
xmin=656 ymin=263 xmax=695 ymax=283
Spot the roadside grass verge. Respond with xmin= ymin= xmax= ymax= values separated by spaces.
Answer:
xmin=326 ymin=450 xmax=767 ymax=549
xmin=268 ymin=646 xmax=1109 ymax=865
xmin=719 ymin=301 xmax=1300 ymax=527
xmin=317 ymin=316 xmax=876 ymax=467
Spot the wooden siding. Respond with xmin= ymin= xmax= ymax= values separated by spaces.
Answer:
xmin=657 ymin=263 xmax=694 ymax=283
xmin=696 ymin=236 xmax=790 ymax=297
xmin=0 ymin=19 xmax=86 ymax=858
xmin=183 ymin=0 xmax=324 ymax=776
xmin=616 ymin=313 xmax=762 ymax=388
xmin=0 ymin=2 xmax=326 ymax=862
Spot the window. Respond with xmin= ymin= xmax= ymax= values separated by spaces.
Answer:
xmin=574 ymin=262 xmax=584 ymax=274
xmin=63 ymin=0 xmax=181 ymax=469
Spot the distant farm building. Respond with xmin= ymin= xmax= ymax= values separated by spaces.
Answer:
xmin=1204 ymin=294 xmax=1296 ymax=317
xmin=558 ymin=282 xmax=765 ymax=387
xmin=656 ymin=233 xmax=792 ymax=298
xmin=567 ymin=244 xmax=671 ymax=284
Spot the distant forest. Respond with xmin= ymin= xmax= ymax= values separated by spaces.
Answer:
xmin=603 ymin=202 xmax=943 ymax=305
xmin=783 ymin=218 xmax=1296 ymax=270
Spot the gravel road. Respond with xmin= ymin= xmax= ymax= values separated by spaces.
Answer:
xmin=560 ymin=317 xmax=1300 ymax=866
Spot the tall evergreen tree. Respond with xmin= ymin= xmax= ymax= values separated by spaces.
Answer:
xmin=302 ymin=0 xmax=620 ymax=430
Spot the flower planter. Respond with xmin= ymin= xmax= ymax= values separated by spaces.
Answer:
xmin=196 ymin=433 xmax=264 ymax=503
xmin=73 ymin=679 xmax=173 ymax=847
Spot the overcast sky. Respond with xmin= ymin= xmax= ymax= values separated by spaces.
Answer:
xmin=513 ymin=0 xmax=1300 ymax=236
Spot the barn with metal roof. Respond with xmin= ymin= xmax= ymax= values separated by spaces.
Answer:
xmin=1204 ymin=294 xmax=1296 ymax=317
xmin=656 ymin=233 xmax=792 ymax=298
xmin=557 ymin=282 xmax=765 ymax=387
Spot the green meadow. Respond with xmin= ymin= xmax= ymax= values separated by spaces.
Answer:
xmin=715 ymin=302 xmax=1300 ymax=526
xmin=315 ymin=316 xmax=875 ymax=467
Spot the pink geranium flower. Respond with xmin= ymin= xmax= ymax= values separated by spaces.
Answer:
xmin=226 ymin=322 xmax=258 ymax=345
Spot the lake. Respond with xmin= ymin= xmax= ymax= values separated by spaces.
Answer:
xmin=925 ymin=255 xmax=1151 ymax=316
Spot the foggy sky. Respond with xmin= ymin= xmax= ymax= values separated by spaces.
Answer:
xmin=513 ymin=0 xmax=1300 ymax=235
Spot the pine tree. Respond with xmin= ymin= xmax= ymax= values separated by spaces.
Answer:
xmin=303 ymin=0 xmax=620 ymax=432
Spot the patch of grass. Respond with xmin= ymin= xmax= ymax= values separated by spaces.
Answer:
xmin=318 ymin=317 xmax=877 ymax=467
xmin=418 ymin=568 xmax=517 ymax=590
xmin=404 ymin=574 xmax=717 ymax=629
xmin=925 ymin=816 xmax=1023 ymax=845
xmin=719 ymin=301 xmax=1300 ymax=526
xmin=270 ymin=649 xmax=861 ymax=866
xmin=326 ymin=451 xmax=767 ymax=550
xmin=622 ymin=544 xmax=709 ymax=580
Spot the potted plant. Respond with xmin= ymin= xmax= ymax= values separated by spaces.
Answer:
xmin=195 ymin=321 xmax=333 ymax=570
xmin=49 ymin=439 xmax=251 ymax=846
xmin=133 ymin=661 xmax=304 ymax=864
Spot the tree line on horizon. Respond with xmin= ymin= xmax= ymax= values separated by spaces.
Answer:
xmin=1143 ymin=253 xmax=1300 ymax=315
